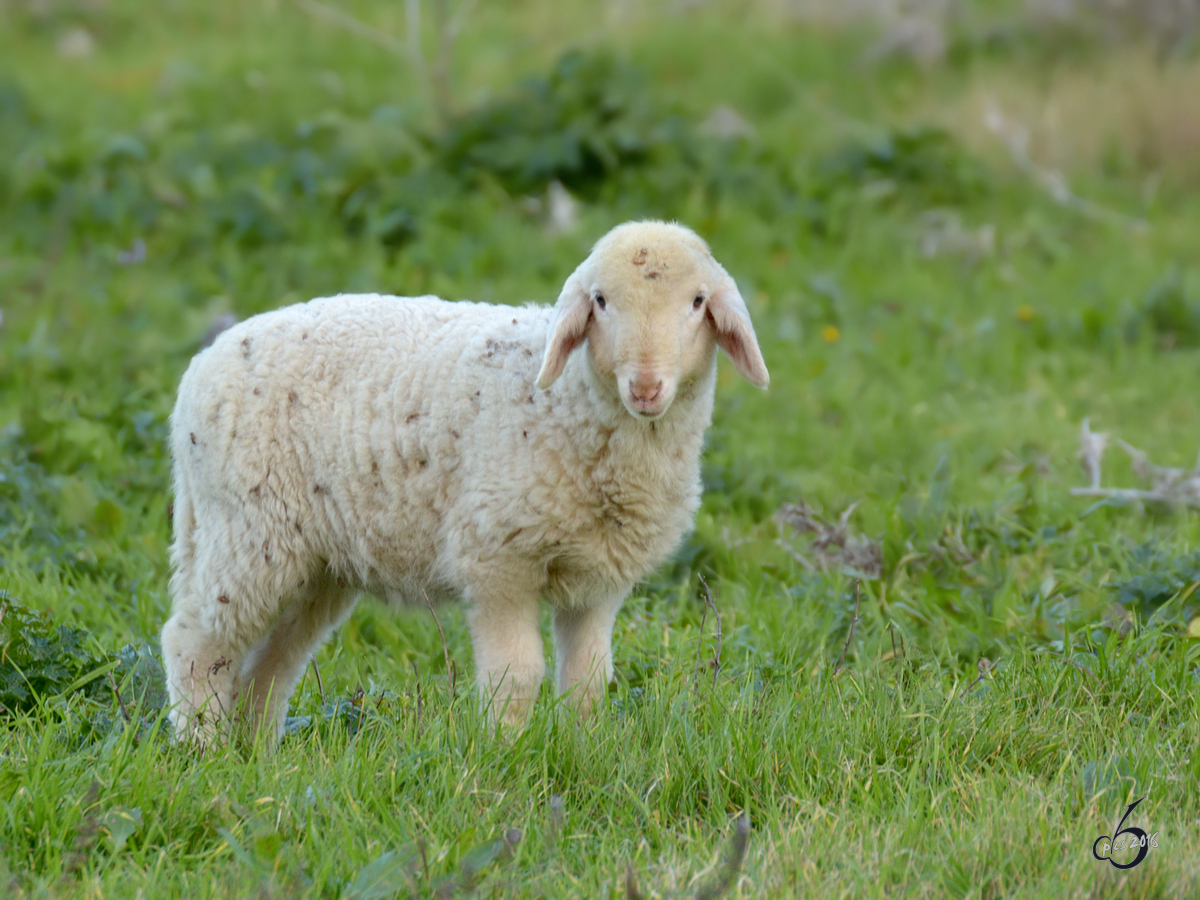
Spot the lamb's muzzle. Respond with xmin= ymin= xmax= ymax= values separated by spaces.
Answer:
xmin=627 ymin=375 xmax=666 ymax=416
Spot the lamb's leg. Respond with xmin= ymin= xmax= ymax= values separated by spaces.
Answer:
xmin=238 ymin=575 xmax=357 ymax=742
xmin=552 ymin=591 xmax=625 ymax=718
xmin=161 ymin=597 xmax=248 ymax=747
xmin=161 ymin=508 xmax=300 ymax=745
xmin=462 ymin=571 xmax=545 ymax=728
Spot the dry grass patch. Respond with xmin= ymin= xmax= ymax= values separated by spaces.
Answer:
xmin=934 ymin=49 xmax=1200 ymax=188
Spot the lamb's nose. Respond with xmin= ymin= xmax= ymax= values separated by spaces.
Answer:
xmin=630 ymin=379 xmax=663 ymax=403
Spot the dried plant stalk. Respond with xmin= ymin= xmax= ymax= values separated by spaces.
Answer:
xmin=775 ymin=500 xmax=882 ymax=579
xmin=1071 ymin=419 xmax=1200 ymax=507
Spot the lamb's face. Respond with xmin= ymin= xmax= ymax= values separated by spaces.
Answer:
xmin=584 ymin=240 xmax=722 ymax=419
xmin=536 ymin=221 xmax=769 ymax=420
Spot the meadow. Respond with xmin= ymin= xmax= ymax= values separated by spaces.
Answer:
xmin=2 ymin=0 xmax=1200 ymax=896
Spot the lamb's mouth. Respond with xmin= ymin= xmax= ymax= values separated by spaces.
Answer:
xmin=623 ymin=394 xmax=673 ymax=420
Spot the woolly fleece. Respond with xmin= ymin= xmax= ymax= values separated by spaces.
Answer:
xmin=161 ymin=220 xmax=768 ymax=742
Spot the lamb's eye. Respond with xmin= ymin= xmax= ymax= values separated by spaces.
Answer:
xmin=693 ymin=295 xmax=704 ymax=310
xmin=595 ymin=294 xmax=606 ymax=310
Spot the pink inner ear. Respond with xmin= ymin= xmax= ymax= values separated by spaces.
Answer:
xmin=715 ymin=324 xmax=750 ymax=370
xmin=551 ymin=320 xmax=588 ymax=367
xmin=707 ymin=305 xmax=770 ymax=388
xmin=536 ymin=299 xmax=592 ymax=388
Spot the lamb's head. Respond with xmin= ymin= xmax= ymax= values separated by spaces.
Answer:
xmin=535 ymin=221 xmax=769 ymax=420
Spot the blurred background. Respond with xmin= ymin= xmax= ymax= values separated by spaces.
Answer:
xmin=3 ymin=0 xmax=1200 ymax=673
xmin=6 ymin=6 xmax=1200 ymax=894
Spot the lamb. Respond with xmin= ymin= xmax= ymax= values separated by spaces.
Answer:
xmin=161 ymin=219 xmax=769 ymax=743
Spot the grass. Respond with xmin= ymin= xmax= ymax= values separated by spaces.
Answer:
xmin=2 ymin=0 xmax=1200 ymax=896
xmin=2 ymin=630 xmax=1197 ymax=897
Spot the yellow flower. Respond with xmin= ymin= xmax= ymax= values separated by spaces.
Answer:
xmin=1016 ymin=304 xmax=1036 ymax=322
xmin=821 ymin=325 xmax=840 ymax=344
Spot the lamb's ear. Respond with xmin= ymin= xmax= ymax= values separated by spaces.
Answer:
xmin=707 ymin=269 xmax=770 ymax=388
xmin=536 ymin=271 xmax=593 ymax=389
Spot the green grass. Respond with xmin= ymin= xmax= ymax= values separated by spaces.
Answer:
xmin=2 ymin=630 xmax=1197 ymax=897
xmin=2 ymin=0 xmax=1199 ymax=896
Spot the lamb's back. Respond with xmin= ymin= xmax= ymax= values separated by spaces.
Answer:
xmin=171 ymin=294 xmax=554 ymax=587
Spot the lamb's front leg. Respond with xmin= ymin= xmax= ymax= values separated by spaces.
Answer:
xmin=552 ymin=591 xmax=626 ymax=718
xmin=463 ymin=571 xmax=545 ymax=728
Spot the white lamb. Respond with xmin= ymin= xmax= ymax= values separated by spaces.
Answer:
xmin=161 ymin=220 xmax=769 ymax=743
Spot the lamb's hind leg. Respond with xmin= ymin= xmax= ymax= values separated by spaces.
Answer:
xmin=238 ymin=574 xmax=357 ymax=742
xmin=161 ymin=511 xmax=300 ymax=746
xmin=161 ymin=592 xmax=251 ymax=747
